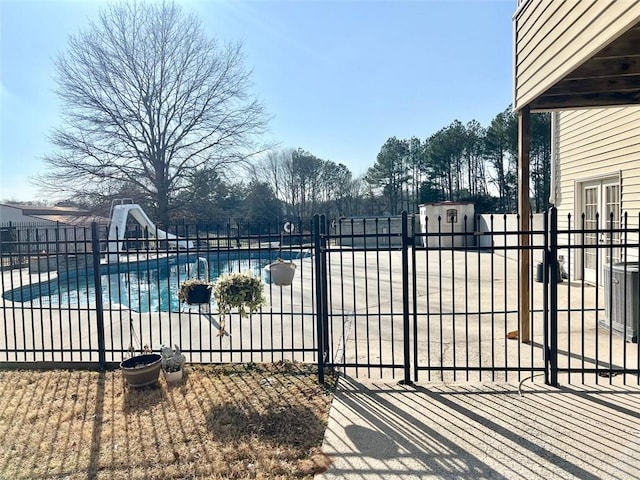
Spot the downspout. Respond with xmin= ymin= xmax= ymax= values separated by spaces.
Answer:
xmin=549 ymin=112 xmax=559 ymax=206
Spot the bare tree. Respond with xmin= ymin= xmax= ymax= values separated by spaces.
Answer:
xmin=36 ymin=1 xmax=268 ymax=225
xmin=252 ymin=148 xmax=364 ymax=218
xmin=253 ymin=149 xmax=291 ymax=203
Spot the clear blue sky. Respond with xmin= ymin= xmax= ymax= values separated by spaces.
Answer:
xmin=0 ymin=0 xmax=516 ymax=203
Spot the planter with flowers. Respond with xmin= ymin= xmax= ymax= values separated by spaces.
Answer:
xmin=214 ymin=271 xmax=266 ymax=336
xmin=178 ymin=278 xmax=213 ymax=305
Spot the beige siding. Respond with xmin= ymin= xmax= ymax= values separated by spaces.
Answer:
xmin=556 ymin=107 xmax=640 ymax=271
xmin=556 ymin=106 xmax=640 ymax=229
xmin=514 ymin=0 xmax=640 ymax=110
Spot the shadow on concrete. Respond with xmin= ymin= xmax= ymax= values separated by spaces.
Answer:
xmin=318 ymin=376 xmax=640 ymax=479
xmin=345 ymin=424 xmax=400 ymax=459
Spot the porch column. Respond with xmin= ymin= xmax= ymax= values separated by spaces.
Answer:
xmin=518 ymin=105 xmax=531 ymax=344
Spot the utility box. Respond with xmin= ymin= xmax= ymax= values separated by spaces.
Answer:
xmin=603 ymin=262 xmax=640 ymax=343
xmin=418 ymin=202 xmax=475 ymax=248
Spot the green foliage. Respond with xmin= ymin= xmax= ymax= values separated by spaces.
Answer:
xmin=419 ymin=179 xmax=445 ymax=204
xmin=241 ymin=181 xmax=283 ymax=230
xmin=458 ymin=193 xmax=500 ymax=214
xmin=214 ymin=272 xmax=266 ymax=317
xmin=366 ymin=137 xmax=414 ymax=214
xmin=530 ymin=112 xmax=551 ymax=212
xmin=484 ymin=108 xmax=518 ymax=212
xmin=174 ymin=168 xmax=245 ymax=223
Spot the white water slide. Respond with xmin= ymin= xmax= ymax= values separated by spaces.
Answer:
xmin=107 ymin=203 xmax=193 ymax=258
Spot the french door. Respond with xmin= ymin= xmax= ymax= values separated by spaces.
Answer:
xmin=581 ymin=178 xmax=621 ymax=284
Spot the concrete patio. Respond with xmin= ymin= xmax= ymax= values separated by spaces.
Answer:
xmin=318 ymin=375 xmax=640 ymax=479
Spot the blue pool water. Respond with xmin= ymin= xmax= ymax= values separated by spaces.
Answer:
xmin=5 ymin=249 xmax=308 ymax=313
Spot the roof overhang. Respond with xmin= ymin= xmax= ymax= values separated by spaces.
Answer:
xmin=529 ymin=22 xmax=640 ymax=111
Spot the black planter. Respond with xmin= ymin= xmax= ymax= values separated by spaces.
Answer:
xmin=185 ymin=284 xmax=212 ymax=304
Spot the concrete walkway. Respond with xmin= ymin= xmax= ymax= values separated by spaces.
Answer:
xmin=318 ymin=375 xmax=640 ymax=479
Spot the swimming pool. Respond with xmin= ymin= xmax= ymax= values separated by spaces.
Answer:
xmin=4 ymin=249 xmax=309 ymax=313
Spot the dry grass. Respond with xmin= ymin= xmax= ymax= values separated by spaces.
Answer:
xmin=0 ymin=362 xmax=336 ymax=479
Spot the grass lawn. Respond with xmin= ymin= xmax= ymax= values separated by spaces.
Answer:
xmin=0 ymin=362 xmax=335 ymax=479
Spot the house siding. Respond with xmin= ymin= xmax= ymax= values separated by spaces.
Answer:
xmin=514 ymin=0 xmax=640 ymax=110
xmin=556 ymin=106 xmax=640 ymax=268
xmin=557 ymin=106 xmax=640 ymax=222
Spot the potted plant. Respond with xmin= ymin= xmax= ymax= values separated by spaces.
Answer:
xmin=160 ymin=344 xmax=186 ymax=385
xmin=120 ymin=345 xmax=162 ymax=388
xmin=214 ymin=271 xmax=266 ymax=336
xmin=177 ymin=278 xmax=213 ymax=305
xmin=264 ymin=258 xmax=297 ymax=286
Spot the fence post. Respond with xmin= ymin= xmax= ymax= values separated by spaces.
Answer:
xmin=411 ymin=213 xmax=418 ymax=382
xmin=320 ymin=215 xmax=330 ymax=357
xmin=542 ymin=210 xmax=550 ymax=386
xmin=313 ymin=215 xmax=325 ymax=384
xmin=400 ymin=211 xmax=413 ymax=385
xmin=91 ymin=222 xmax=106 ymax=371
xmin=549 ymin=207 xmax=559 ymax=386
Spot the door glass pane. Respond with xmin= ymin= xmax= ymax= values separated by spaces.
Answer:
xmin=604 ymin=184 xmax=621 ymax=264
xmin=583 ymin=186 xmax=598 ymax=271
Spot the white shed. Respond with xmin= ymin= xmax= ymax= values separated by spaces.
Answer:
xmin=419 ymin=202 xmax=475 ymax=248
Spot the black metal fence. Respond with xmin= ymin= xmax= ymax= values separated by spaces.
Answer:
xmin=1 ymin=209 xmax=639 ymax=386
xmin=315 ymin=209 xmax=640 ymax=385
xmin=0 ymin=219 xmax=318 ymax=367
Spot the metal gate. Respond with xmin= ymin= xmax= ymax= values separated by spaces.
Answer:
xmin=314 ymin=209 xmax=640 ymax=385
